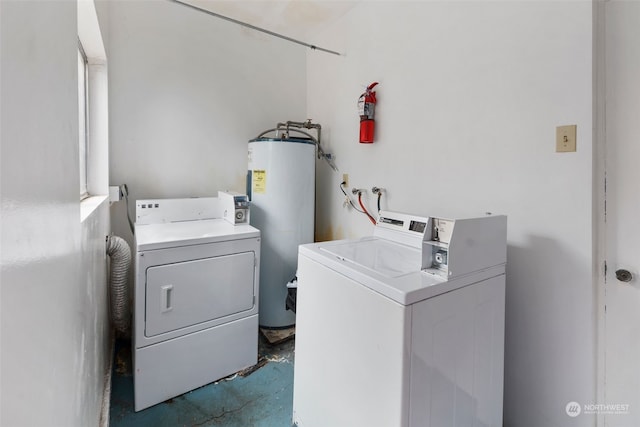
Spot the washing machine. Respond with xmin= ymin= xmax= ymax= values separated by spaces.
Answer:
xmin=133 ymin=197 xmax=260 ymax=411
xmin=293 ymin=211 xmax=507 ymax=427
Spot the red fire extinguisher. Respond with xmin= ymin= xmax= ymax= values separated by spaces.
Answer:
xmin=358 ymin=82 xmax=379 ymax=144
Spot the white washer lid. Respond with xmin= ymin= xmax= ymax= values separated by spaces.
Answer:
xmin=300 ymin=238 xmax=505 ymax=305
xmin=300 ymin=237 xmax=437 ymax=305
xmin=135 ymin=219 xmax=259 ymax=251
xmin=319 ymin=238 xmax=421 ymax=278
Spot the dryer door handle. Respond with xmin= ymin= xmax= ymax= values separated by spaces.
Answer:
xmin=161 ymin=285 xmax=173 ymax=313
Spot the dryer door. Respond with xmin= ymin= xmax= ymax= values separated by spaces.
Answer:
xmin=145 ymin=251 xmax=255 ymax=337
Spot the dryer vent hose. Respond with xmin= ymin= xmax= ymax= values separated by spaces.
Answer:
xmin=107 ymin=235 xmax=131 ymax=336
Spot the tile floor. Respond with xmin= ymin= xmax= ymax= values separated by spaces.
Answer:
xmin=109 ymin=336 xmax=295 ymax=427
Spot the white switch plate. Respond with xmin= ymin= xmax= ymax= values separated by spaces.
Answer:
xmin=556 ymin=125 xmax=577 ymax=152
xmin=109 ymin=186 xmax=122 ymax=202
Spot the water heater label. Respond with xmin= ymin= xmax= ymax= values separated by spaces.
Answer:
xmin=253 ymin=169 xmax=266 ymax=194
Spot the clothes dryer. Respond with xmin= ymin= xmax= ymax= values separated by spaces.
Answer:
xmin=133 ymin=198 xmax=260 ymax=411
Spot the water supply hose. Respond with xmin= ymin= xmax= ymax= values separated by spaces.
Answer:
xmin=106 ymin=235 xmax=131 ymax=336
xmin=357 ymin=192 xmax=377 ymax=225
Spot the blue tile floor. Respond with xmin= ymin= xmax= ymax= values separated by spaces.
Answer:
xmin=109 ymin=336 xmax=295 ymax=427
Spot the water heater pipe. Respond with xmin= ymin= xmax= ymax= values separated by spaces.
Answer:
xmin=255 ymin=120 xmax=338 ymax=171
xmin=276 ymin=120 xmax=322 ymax=150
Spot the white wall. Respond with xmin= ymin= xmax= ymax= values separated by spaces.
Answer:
xmin=0 ymin=1 xmax=604 ymax=426
xmin=0 ymin=1 xmax=111 ymax=426
xmin=307 ymin=2 xmax=595 ymax=426
xmin=104 ymin=0 xmax=307 ymax=245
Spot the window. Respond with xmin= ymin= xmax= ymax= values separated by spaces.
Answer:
xmin=78 ymin=41 xmax=88 ymax=199
xmin=78 ymin=0 xmax=108 ymax=216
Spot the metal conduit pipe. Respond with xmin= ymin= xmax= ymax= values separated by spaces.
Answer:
xmin=169 ymin=0 xmax=342 ymax=57
xmin=106 ymin=235 xmax=131 ymax=336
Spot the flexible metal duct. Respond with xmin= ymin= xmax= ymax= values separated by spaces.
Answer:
xmin=106 ymin=235 xmax=131 ymax=335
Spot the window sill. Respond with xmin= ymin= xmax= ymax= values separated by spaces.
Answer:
xmin=81 ymin=195 xmax=108 ymax=223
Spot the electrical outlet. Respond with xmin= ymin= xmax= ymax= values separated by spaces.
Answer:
xmin=556 ymin=125 xmax=577 ymax=152
xmin=342 ymin=173 xmax=349 ymax=186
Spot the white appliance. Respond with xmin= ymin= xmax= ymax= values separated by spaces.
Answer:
xmin=293 ymin=211 xmax=507 ymax=427
xmin=133 ymin=197 xmax=260 ymax=411
xmin=248 ymin=136 xmax=315 ymax=328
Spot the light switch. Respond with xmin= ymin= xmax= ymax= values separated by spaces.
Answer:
xmin=556 ymin=125 xmax=577 ymax=152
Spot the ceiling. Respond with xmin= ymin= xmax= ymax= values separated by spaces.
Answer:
xmin=178 ymin=0 xmax=358 ymax=45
